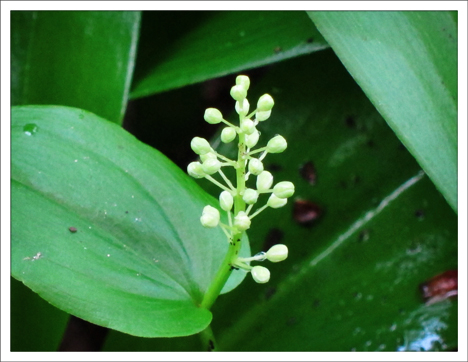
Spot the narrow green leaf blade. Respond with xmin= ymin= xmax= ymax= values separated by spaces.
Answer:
xmin=11 ymin=11 xmax=141 ymax=125
xmin=130 ymin=11 xmax=328 ymax=98
xmin=308 ymin=11 xmax=457 ymax=212
xmin=11 ymin=105 xmax=249 ymax=338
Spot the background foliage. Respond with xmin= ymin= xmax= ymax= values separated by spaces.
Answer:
xmin=11 ymin=10 xmax=458 ymax=352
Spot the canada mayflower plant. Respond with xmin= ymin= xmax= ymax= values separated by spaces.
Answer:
xmin=188 ymin=75 xmax=293 ymax=307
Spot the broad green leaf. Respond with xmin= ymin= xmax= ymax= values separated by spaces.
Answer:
xmin=308 ymin=11 xmax=457 ymax=213
xmin=130 ymin=11 xmax=328 ymax=98
xmin=11 ymin=11 xmax=141 ymax=125
xmin=11 ymin=105 xmax=249 ymax=338
xmin=10 ymin=277 xmax=69 ymax=351
xmin=206 ymin=51 xmax=456 ymax=351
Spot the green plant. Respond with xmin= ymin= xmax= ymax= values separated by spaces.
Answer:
xmin=10 ymin=10 xmax=457 ymax=352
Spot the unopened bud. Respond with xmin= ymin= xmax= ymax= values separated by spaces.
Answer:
xmin=236 ymin=75 xmax=250 ymax=91
xmin=219 ymin=191 xmax=234 ymax=211
xmin=230 ymin=85 xmax=247 ymax=102
xmin=234 ymin=211 xmax=251 ymax=231
xmin=267 ymin=194 xmax=287 ymax=209
xmin=257 ymin=94 xmax=274 ymax=112
xmin=241 ymin=119 xmax=256 ymax=135
xmin=204 ymin=108 xmax=223 ymax=124
xmin=243 ymin=188 xmax=259 ymax=205
xmin=191 ymin=137 xmax=211 ymax=155
xmin=266 ymin=135 xmax=287 ymax=153
xmin=221 ymin=127 xmax=237 ymax=143
xmin=256 ymin=171 xmax=273 ymax=192
xmin=200 ymin=205 xmax=220 ymax=228
xmin=256 ymin=110 xmax=271 ymax=122
xmin=273 ymin=181 xmax=295 ymax=198
xmin=235 ymin=99 xmax=250 ymax=115
xmin=248 ymin=158 xmax=264 ymax=175
xmin=266 ymin=244 xmax=288 ymax=262
xmin=200 ymin=152 xmax=217 ymax=163
xmin=187 ymin=162 xmax=206 ymax=179
xmin=251 ymin=265 xmax=270 ymax=283
xmin=202 ymin=158 xmax=221 ymax=175
xmin=245 ymin=129 xmax=260 ymax=148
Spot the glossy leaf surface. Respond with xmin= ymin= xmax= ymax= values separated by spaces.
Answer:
xmin=11 ymin=105 xmax=249 ymax=338
xmin=11 ymin=11 xmax=141 ymax=124
xmin=308 ymin=11 xmax=458 ymax=212
xmin=130 ymin=11 xmax=328 ymax=98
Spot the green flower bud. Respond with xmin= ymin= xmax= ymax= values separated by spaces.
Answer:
xmin=234 ymin=211 xmax=251 ymax=231
xmin=235 ymin=99 xmax=250 ymax=115
xmin=200 ymin=205 xmax=220 ymax=228
xmin=187 ymin=161 xmax=206 ymax=179
xmin=266 ymin=135 xmax=287 ymax=153
xmin=256 ymin=110 xmax=271 ymax=122
xmin=204 ymin=108 xmax=224 ymax=124
xmin=242 ymin=188 xmax=259 ymax=205
xmin=273 ymin=181 xmax=295 ymax=198
xmin=256 ymin=171 xmax=273 ymax=192
xmin=191 ymin=137 xmax=212 ymax=155
xmin=202 ymin=158 xmax=221 ymax=175
xmin=248 ymin=158 xmax=264 ymax=175
xmin=221 ymin=127 xmax=237 ymax=143
xmin=236 ymin=75 xmax=250 ymax=91
xmin=251 ymin=265 xmax=270 ymax=284
xmin=266 ymin=244 xmax=288 ymax=263
xmin=245 ymin=129 xmax=260 ymax=148
xmin=267 ymin=194 xmax=287 ymax=209
xmin=240 ymin=119 xmax=256 ymax=135
xmin=219 ymin=191 xmax=234 ymax=211
xmin=257 ymin=94 xmax=274 ymax=112
xmin=230 ymin=85 xmax=247 ymax=101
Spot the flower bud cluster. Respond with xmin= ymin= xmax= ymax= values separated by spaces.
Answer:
xmin=187 ymin=75 xmax=294 ymax=285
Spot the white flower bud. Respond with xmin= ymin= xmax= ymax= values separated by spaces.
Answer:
xmin=200 ymin=205 xmax=220 ymax=228
xmin=245 ymin=129 xmax=260 ymax=148
xmin=267 ymin=194 xmax=287 ymax=209
xmin=219 ymin=191 xmax=234 ymax=211
xmin=221 ymin=127 xmax=237 ymax=143
xmin=242 ymin=188 xmax=259 ymax=205
xmin=256 ymin=110 xmax=271 ymax=122
xmin=273 ymin=181 xmax=295 ymax=198
xmin=230 ymin=85 xmax=247 ymax=101
xmin=257 ymin=94 xmax=274 ymax=112
xmin=191 ymin=137 xmax=212 ymax=155
xmin=235 ymin=99 xmax=250 ymax=115
xmin=266 ymin=135 xmax=287 ymax=153
xmin=248 ymin=158 xmax=264 ymax=175
xmin=187 ymin=161 xmax=206 ymax=179
xmin=240 ymin=119 xmax=256 ymax=135
xmin=234 ymin=211 xmax=251 ymax=231
xmin=202 ymin=158 xmax=221 ymax=175
xmin=204 ymin=108 xmax=224 ymax=124
xmin=266 ymin=244 xmax=288 ymax=263
xmin=200 ymin=152 xmax=217 ymax=163
xmin=251 ymin=265 xmax=270 ymax=284
xmin=256 ymin=171 xmax=273 ymax=192
xmin=236 ymin=75 xmax=250 ymax=91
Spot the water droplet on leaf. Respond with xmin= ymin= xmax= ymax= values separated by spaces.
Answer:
xmin=23 ymin=123 xmax=38 ymax=136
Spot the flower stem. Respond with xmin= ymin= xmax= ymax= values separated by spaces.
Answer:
xmin=200 ymin=133 xmax=247 ymax=310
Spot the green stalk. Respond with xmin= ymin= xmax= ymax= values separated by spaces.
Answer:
xmin=200 ymin=133 xmax=247 ymax=310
